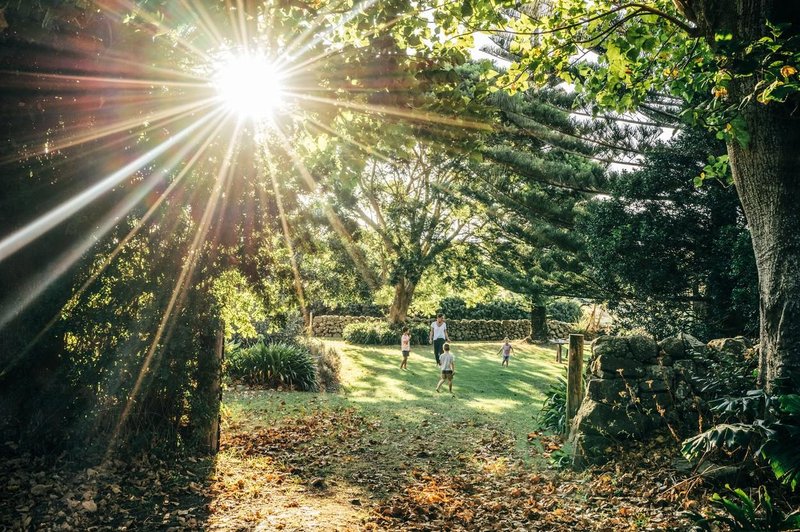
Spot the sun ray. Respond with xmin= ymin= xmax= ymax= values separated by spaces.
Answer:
xmin=2 ymin=114 xmax=230 ymax=379
xmin=108 ymin=117 xmax=245 ymax=453
xmin=0 ymin=109 xmax=222 ymax=263
xmin=179 ymin=0 xmax=227 ymax=51
xmin=271 ymin=123 xmax=378 ymax=290
xmin=305 ymin=116 xmax=392 ymax=163
xmin=279 ymin=0 xmax=380 ymax=73
xmin=0 ymin=70 xmax=209 ymax=90
xmin=294 ymin=92 xmax=494 ymax=131
xmin=94 ymin=0 xmax=217 ymax=67
xmin=261 ymin=141 xmax=308 ymax=322
xmin=0 ymin=96 xmax=218 ymax=167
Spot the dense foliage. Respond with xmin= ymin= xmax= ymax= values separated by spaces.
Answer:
xmin=342 ymin=322 xmax=429 ymax=346
xmin=437 ymin=297 xmax=527 ymax=320
xmin=579 ymin=129 xmax=758 ymax=339
xmin=226 ymin=342 xmax=318 ymax=391
xmin=547 ymin=300 xmax=583 ymax=324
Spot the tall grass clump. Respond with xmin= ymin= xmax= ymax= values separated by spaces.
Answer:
xmin=226 ymin=341 xmax=318 ymax=391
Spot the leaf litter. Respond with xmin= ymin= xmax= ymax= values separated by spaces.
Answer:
xmin=1 ymin=389 xmax=716 ymax=530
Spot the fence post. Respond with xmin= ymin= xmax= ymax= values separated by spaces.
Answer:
xmin=207 ymin=328 xmax=224 ymax=454
xmin=565 ymin=334 xmax=585 ymax=435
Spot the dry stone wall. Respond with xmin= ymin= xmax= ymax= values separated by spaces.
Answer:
xmin=570 ymin=333 xmax=755 ymax=464
xmin=311 ymin=315 xmax=578 ymax=341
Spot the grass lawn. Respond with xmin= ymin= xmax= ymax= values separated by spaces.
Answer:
xmin=210 ymin=339 xmax=690 ymax=530
xmin=212 ymin=340 xmax=570 ymax=529
xmin=227 ymin=340 xmax=567 ymax=460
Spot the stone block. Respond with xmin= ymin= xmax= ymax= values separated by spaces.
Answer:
xmin=659 ymin=336 xmax=685 ymax=359
xmin=572 ymin=399 xmax=651 ymax=438
xmin=592 ymin=336 xmax=629 ymax=358
xmin=638 ymin=391 xmax=673 ymax=412
xmin=585 ymin=378 xmax=633 ymax=405
xmin=627 ymin=334 xmax=659 ymax=363
xmin=673 ymin=359 xmax=696 ymax=376
xmin=707 ymin=337 xmax=749 ymax=358
xmin=591 ymin=355 xmax=644 ymax=379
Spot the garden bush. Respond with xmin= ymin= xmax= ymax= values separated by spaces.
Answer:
xmin=226 ymin=341 xmax=318 ymax=391
xmin=342 ymin=321 xmax=429 ymax=345
xmin=547 ymin=299 xmax=582 ymax=324
xmin=436 ymin=297 xmax=527 ymax=320
xmin=537 ymin=376 xmax=567 ymax=434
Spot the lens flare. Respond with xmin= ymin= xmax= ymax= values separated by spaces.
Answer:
xmin=214 ymin=53 xmax=286 ymax=119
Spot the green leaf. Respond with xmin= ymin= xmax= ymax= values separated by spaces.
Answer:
xmin=780 ymin=394 xmax=800 ymax=415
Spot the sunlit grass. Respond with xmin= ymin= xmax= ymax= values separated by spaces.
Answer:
xmin=226 ymin=340 xmax=568 ymax=458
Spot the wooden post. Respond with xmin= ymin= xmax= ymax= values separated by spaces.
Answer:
xmin=565 ymin=334 xmax=585 ymax=435
xmin=207 ymin=328 xmax=225 ymax=454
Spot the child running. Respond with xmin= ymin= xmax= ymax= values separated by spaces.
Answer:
xmin=400 ymin=327 xmax=410 ymax=370
xmin=497 ymin=337 xmax=513 ymax=367
xmin=435 ymin=343 xmax=455 ymax=393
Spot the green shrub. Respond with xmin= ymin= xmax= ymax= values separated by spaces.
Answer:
xmin=689 ymin=485 xmax=800 ymax=531
xmin=436 ymin=297 xmax=528 ymax=320
xmin=537 ymin=376 xmax=567 ymax=434
xmin=300 ymin=338 xmax=342 ymax=392
xmin=226 ymin=341 xmax=318 ymax=391
xmin=342 ymin=322 xmax=430 ymax=345
xmin=408 ymin=323 xmax=430 ymax=346
xmin=547 ymin=299 xmax=582 ymax=324
xmin=342 ymin=322 xmax=390 ymax=344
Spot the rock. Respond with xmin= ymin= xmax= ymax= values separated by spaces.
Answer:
xmin=638 ymin=378 xmax=670 ymax=393
xmin=585 ymin=378 xmax=632 ymax=405
xmin=681 ymin=332 xmax=706 ymax=354
xmin=592 ymin=336 xmax=629 ymax=358
xmin=659 ymin=336 xmax=686 ymax=359
xmin=572 ymin=399 xmax=651 ymax=438
xmin=644 ymin=364 xmax=675 ymax=382
xmin=627 ymin=334 xmax=658 ymax=363
xmin=707 ymin=337 xmax=749 ymax=358
xmin=674 ymin=381 xmax=692 ymax=401
xmin=591 ymin=355 xmax=644 ymax=379
xmin=638 ymin=391 xmax=673 ymax=412
xmin=673 ymin=359 xmax=696 ymax=375
xmin=698 ymin=462 xmax=741 ymax=485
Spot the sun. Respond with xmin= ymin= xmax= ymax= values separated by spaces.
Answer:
xmin=214 ymin=52 xmax=286 ymax=120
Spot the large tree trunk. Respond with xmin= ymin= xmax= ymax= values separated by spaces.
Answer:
xmin=683 ymin=0 xmax=800 ymax=393
xmin=728 ymin=93 xmax=800 ymax=394
xmin=388 ymin=278 xmax=417 ymax=324
xmin=530 ymin=301 xmax=549 ymax=342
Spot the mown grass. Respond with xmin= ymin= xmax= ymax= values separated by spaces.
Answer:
xmin=225 ymin=340 xmax=568 ymax=460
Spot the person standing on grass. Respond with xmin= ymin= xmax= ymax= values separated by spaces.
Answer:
xmin=435 ymin=343 xmax=455 ymax=393
xmin=400 ymin=327 xmax=411 ymax=370
xmin=429 ymin=314 xmax=449 ymax=365
xmin=497 ymin=337 xmax=513 ymax=367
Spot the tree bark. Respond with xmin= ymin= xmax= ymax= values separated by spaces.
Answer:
xmin=388 ymin=278 xmax=417 ymax=324
xmin=530 ymin=301 xmax=549 ymax=342
xmin=680 ymin=0 xmax=800 ymax=393
xmin=728 ymin=89 xmax=800 ymax=394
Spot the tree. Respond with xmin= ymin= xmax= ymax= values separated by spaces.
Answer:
xmin=324 ymin=144 xmax=475 ymax=323
xmin=578 ymin=128 xmax=758 ymax=339
xmin=413 ymin=1 xmax=800 ymax=394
